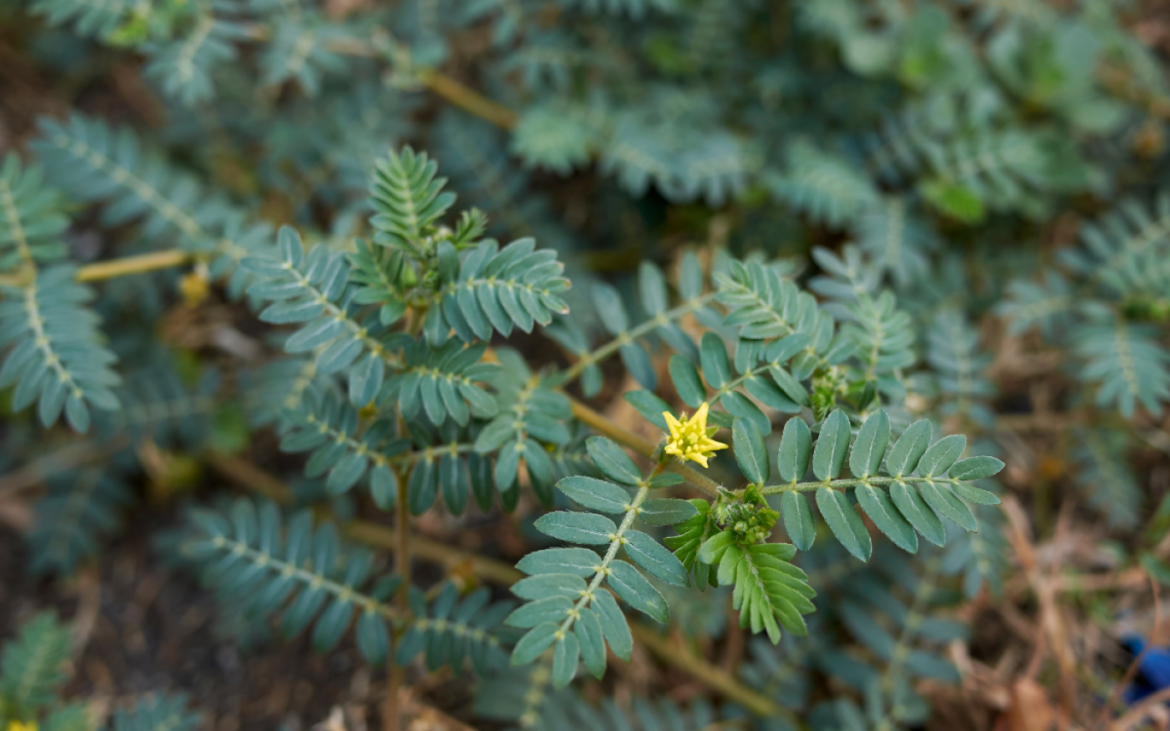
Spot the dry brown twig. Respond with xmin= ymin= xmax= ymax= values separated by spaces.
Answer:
xmin=1002 ymin=496 xmax=1077 ymax=723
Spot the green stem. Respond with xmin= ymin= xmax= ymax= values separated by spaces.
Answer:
xmin=759 ymin=475 xmax=956 ymax=496
xmin=560 ymin=294 xmax=717 ymax=386
xmin=284 ymin=263 xmax=404 ymax=370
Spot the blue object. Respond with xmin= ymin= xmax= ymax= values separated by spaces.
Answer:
xmin=1121 ymin=634 xmax=1170 ymax=704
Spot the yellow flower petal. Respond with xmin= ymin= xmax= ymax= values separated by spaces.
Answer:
xmin=661 ymin=402 xmax=728 ymax=468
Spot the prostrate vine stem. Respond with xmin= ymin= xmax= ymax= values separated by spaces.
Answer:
xmin=237 ymin=23 xmax=519 ymax=130
xmin=204 ymin=453 xmax=782 ymax=718
xmin=386 ymin=308 xmax=423 ymax=731
xmin=76 ymin=249 xmax=192 ymax=282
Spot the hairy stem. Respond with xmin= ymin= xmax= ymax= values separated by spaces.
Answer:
xmin=759 ymin=474 xmax=962 ymax=496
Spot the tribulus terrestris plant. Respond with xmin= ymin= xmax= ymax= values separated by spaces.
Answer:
xmin=4 ymin=0 xmax=1170 ymax=729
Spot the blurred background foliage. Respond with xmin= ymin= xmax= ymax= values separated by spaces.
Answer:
xmin=2 ymin=0 xmax=1170 ymax=729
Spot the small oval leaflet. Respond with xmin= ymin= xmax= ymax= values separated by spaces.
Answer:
xmin=638 ymin=498 xmax=698 ymax=526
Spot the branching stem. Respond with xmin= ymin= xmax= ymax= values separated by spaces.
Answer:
xmin=206 ymin=453 xmax=781 ymax=717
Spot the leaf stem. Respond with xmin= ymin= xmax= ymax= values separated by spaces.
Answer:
xmin=555 ymin=480 xmax=651 ymax=641
xmin=758 ymin=475 xmax=955 ymax=495
xmin=561 ymin=294 xmax=717 ymax=386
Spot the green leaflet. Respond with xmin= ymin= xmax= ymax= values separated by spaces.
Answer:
xmin=639 ymin=261 xmax=668 ymax=315
xmin=646 ymin=473 xmax=685 ymax=488
xmin=557 ymin=476 xmax=633 ymax=513
xmin=777 ymin=417 xmax=812 ymax=483
xmin=511 ymin=573 xmax=587 ymax=601
xmin=886 ymin=419 xmax=933 ymax=475
xmin=607 ymin=560 xmax=669 ymax=623
xmin=623 ymin=530 xmax=688 ymax=587
xmin=638 ymin=498 xmax=698 ymax=526
xmin=621 ymin=341 xmax=658 ymax=391
xmin=697 ymin=529 xmax=737 ymax=564
xmin=505 ymin=595 xmax=572 ymax=628
xmin=574 ymin=607 xmax=607 ymax=679
xmin=592 ymin=589 xmax=633 ymax=661
xmin=517 ymin=547 xmax=601 ymax=577
xmin=890 ymin=480 xmax=946 ymax=546
xmin=855 ymin=485 xmax=918 ymax=553
xmin=918 ymin=480 xmax=978 ymax=531
xmin=780 ymin=491 xmax=816 ymax=551
xmin=551 ymin=631 xmax=580 ymax=689
xmin=409 ymin=458 xmax=438 ymax=515
xmin=812 ymin=409 xmax=851 ymax=481
xmin=511 ymin=622 xmax=560 ymax=666
xmin=744 ymin=372 xmax=802 ymax=413
xmin=733 ymin=417 xmax=769 ymax=484
xmin=700 ymin=332 xmax=731 ymax=388
xmin=947 ymin=455 xmax=1005 ymax=481
xmin=670 ymin=354 xmax=707 ymax=408
xmin=722 ymin=391 xmax=770 ymax=434
xmin=592 ymin=282 xmax=629 ymax=334
xmin=917 ymin=434 xmax=966 ymax=476
xmin=816 ymin=487 xmax=872 ymax=561
xmin=769 ymin=364 xmax=810 ymax=406
xmin=952 ymin=481 xmax=1001 ymax=505
xmin=624 ymin=390 xmax=672 ymax=429
xmin=534 ymin=511 xmax=619 ymax=545
xmin=849 ymin=410 xmax=890 ymax=478
xmin=585 ymin=436 xmax=642 ymax=486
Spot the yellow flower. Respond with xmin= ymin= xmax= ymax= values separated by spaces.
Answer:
xmin=662 ymin=402 xmax=728 ymax=468
xmin=8 ymin=720 xmax=38 ymax=731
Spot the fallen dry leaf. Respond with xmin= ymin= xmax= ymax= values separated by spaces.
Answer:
xmin=1005 ymin=678 xmax=1054 ymax=731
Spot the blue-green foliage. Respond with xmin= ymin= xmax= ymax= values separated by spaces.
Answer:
xmin=27 ymin=464 xmax=133 ymax=576
xmin=106 ymin=693 xmax=202 ymax=731
xmin=0 ymin=612 xmax=203 ymax=730
xmin=0 ymin=612 xmax=72 ymax=725
xmin=0 ymin=155 xmax=69 ymax=271
xmin=2 ymin=0 xmax=1164 ymax=723
xmin=181 ymin=498 xmax=512 ymax=671
xmin=0 ymin=266 xmax=121 ymax=431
